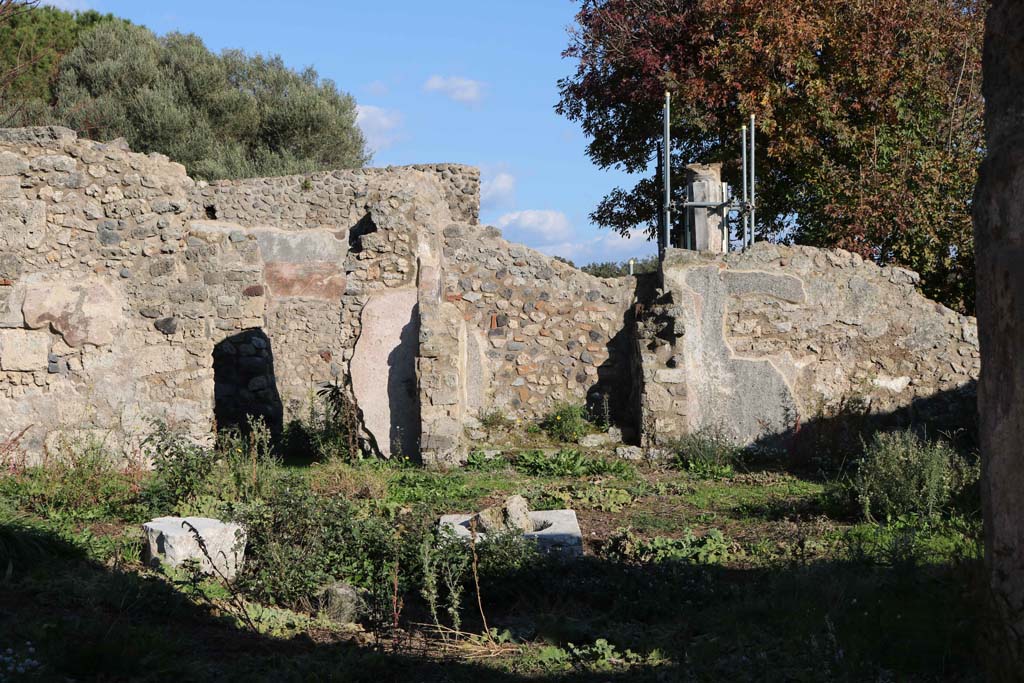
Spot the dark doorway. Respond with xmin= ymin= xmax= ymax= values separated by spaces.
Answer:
xmin=213 ymin=329 xmax=283 ymax=435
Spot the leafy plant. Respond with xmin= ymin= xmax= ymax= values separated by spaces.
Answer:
xmin=670 ymin=428 xmax=742 ymax=479
xmin=849 ymin=430 xmax=979 ymax=522
xmin=464 ymin=450 xmax=507 ymax=472
xmin=540 ymin=403 xmax=593 ymax=443
xmin=567 ymin=638 xmax=643 ymax=671
xmin=143 ymin=420 xmax=213 ymax=508
xmin=513 ymin=449 xmax=634 ymax=478
xmin=603 ymin=527 xmax=731 ymax=565
xmin=538 ymin=484 xmax=636 ymax=512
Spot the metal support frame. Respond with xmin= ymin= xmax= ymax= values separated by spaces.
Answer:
xmin=671 ymin=114 xmax=757 ymax=254
xmin=657 ymin=96 xmax=758 ymax=257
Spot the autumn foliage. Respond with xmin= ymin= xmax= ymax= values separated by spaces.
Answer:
xmin=558 ymin=0 xmax=983 ymax=313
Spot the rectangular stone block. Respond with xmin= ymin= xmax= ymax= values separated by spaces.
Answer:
xmin=0 ymin=328 xmax=50 ymax=371
xmin=654 ymin=368 xmax=686 ymax=383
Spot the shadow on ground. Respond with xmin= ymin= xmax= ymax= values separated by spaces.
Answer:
xmin=0 ymin=519 xmax=986 ymax=682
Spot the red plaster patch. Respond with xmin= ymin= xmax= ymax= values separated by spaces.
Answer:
xmin=263 ymin=262 xmax=346 ymax=300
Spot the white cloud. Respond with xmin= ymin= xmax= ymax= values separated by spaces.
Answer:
xmin=480 ymin=171 xmax=516 ymax=210
xmin=366 ymin=80 xmax=389 ymax=97
xmin=526 ymin=230 xmax=657 ymax=265
xmin=423 ymin=75 xmax=485 ymax=105
xmin=495 ymin=210 xmax=573 ymax=243
xmin=355 ymin=105 xmax=403 ymax=153
xmin=41 ymin=0 xmax=90 ymax=9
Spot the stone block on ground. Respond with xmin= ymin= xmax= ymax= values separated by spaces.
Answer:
xmin=317 ymin=581 xmax=365 ymax=624
xmin=142 ymin=516 xmax=246 ymax=580
xmin=579 ymin=432 xmax=617 ymax=448
xmin=439 ymin=509 xmax=584 ymax=557
xmin=474 ymin=494 xmax=532 ymax=534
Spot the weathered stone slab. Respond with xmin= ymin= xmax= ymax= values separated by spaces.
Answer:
xmin=350 ymin=288 xmax=419 ymax=458
xmin=0 ymin=199 xmax=46 ymax=249
xmin=475 ymin=495 xmax=532 ymax=534
xmin=439 ymin=510 xmax=584 ymax=557
xmin=0 ymin=328 xmax=49 ymax=371
xmin=142 ymin=516 xmax=246 ymax=580
xmin=22 ymin=278 xmax=124 ymax=347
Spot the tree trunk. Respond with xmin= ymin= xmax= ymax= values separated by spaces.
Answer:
xmin=975 ymin=0 xmax=1024 ymax=677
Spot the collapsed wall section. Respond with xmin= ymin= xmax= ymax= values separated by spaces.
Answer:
xmin=637 ymin=244 xmax=979 ymax=447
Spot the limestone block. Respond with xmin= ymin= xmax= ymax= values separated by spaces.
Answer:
xmin=350 ymin=288 xmax=419 ymax=458
xmin=22 ymin=277 xmax=124 ymax=347
xmin=0 ymin=199 xmax=46 ymax=249
xmin=142 ymin=516 xmax=246 ymax=580
xmin=0 ymin=150 xmax=29 ymax=175
xmin=475 ymin=495 xmax=533 ymax=534
xmin=0 ymin=329 xmax=49 ymax=371
xmin=0 ymin=286 xmax=26 ymax=328
xmin=440 ymin=509 xmax=583 ymax=557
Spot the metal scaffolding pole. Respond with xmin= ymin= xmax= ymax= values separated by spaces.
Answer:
xmin=661 ymin=91 xmax=671 ymax=257
xmin=749 ymin=114 xmax=756 ymax=248
xmin=741 ymin=124 xmax=749 ymax=249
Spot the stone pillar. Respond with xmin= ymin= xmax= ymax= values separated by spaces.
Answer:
xmin=415 ymin=232 xmax=468 ymax=467
xmin=974 ymin=0 xmax=1024 ymax=677
xmin=684 ymin=163 xmax=725 ymax=253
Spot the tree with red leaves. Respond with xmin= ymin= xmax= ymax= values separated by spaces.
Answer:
xmin=558 ymin=0 xmax=983 ymax=313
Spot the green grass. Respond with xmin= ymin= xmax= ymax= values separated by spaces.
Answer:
xmin=0 ymin=424 xmax=989 ymax=682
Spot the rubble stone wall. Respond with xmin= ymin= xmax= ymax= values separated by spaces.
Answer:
xmin=0 ymin=127 xmax=469 ymax=461
xmin=440 ymin=223 xmax=635 ymax=435
xmin=637 ymin=244 xmax=979 ymax=446
xmin=0 ymin=126 xmax=980 ymax=466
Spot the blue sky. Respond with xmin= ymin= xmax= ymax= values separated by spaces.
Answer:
xmin=46 ymin=0 xmax=658 ymax=265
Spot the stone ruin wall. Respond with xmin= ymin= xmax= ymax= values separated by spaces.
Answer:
xmin=637 ymin=244 xmax=979 ymax=447
xmin=0 ymin=125 xmax=980 ymax=466
xmin=0 ymin=126 xmax=633 ymax=465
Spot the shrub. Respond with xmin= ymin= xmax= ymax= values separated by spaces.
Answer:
xmin=234 ymin=475 xmax=403 ymax=608
xmin=282 ymin=383 xmax=361 ymax=463
xmin=143 ymin=420 xmax=213 ymax=508
xmin=211 ymin=418 xmax=280 ymax=504
xmin=603 ymin=527 xmax=731 ymax=565
xmin=478 ymin=408 xmax=512 ymax=431
xmin=670 ymin=428 xmax=743 ymax=478
xmin=540 ymin=403 xmax=593 ymax=443
xmin=851 ymin=430 xmax=979 ymax=522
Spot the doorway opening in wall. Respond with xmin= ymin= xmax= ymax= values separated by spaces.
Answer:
xmin=212 ymin=328 xmax=283 ymax=437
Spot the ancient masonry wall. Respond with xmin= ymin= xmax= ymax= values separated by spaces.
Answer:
xmin=0 ymin=126 xmax=980 ymax=465
xmin=0 ymin=127 xmax=630 ymax=464
xmin=637 ymin=245 xmax=979 ymax=447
